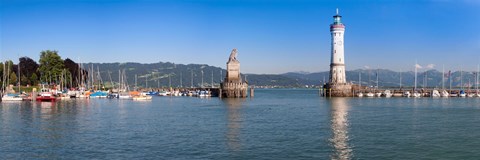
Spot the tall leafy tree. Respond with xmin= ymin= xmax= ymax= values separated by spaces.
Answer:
xmin=64 ymin=58 xmax=87 ymax=86
xmin=0 ymin=62 xmax=3 ymax=86
xmin=9 ymin=72 xmax=17 ymax=85
xmin=2 ymin=61 xmax=14 ymax=85
xmin=19 ymin=56 xmax=39 ymax=81
xmin=21 ymin=75 xmax=29 ymax=86
xmin=38 ymin=50 xmax=65 ymax=84
xmin=30 ymin=73 xmax=38 ymax=86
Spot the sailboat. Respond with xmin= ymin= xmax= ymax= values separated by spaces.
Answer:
xmin=467 ymin=79 xmax=475 ymax=97
xmin=2 ymin=93 xmax=23 ymax=101
xmin=441 ymin=90 xmax=449 ymax=97
xmin=459 ymin=67 xmax=466 ymax=97
xmin=382 ymin=90 xmax=392 ymax=97
xmin=477 ymin=65 xmax=480 ymax=97
xmin=356 ymin=92 xmax=364 ymax=97
xmin=403 ymin=91 xmax=411 ymax=97
xmin=393 ymin=70 xmax=403 ymax=97
xmin=431 ymin=90 xmax=441 ymax=97
xmin=366 ymin=92 xmax=375 ymax=97
xmin=441 ymin=65 xmax=449 ymax=97
xmin=2 ymin=61 xmax=23 ymax=101
xmin=412 ymin=62 xmax=421 ymax=98
xmin=118 ymin=69 xmax=133 ymax=99
xmin=356 ymin=71 xmax=363 ymax=97
xmin=375 ymin=69 xmax=382 ymax=97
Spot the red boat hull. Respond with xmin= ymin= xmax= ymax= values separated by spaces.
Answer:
xmin=36 ymin=96 xmax=56 ymax=102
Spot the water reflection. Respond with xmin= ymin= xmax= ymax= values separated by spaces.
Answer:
xmin=329 ymin=98 xmax=353 ymax=160
xmin=222 ymin=98 xmax=245 ymax=152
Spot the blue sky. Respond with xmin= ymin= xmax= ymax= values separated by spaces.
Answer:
xmin=1 ymin=0 xmax=479 ymax=74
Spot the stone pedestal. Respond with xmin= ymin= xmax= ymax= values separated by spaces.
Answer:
xmin=324 ymin=83 xmax=353 ymax=97
xmin=221 ymin=82 xmax=248 ymax=98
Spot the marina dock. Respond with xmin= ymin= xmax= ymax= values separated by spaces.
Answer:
xmin=321 ymin=87 xmax=480 ymax=97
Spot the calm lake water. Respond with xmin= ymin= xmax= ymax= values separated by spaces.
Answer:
xmin=2 ymin=89 xmax=480 ymax=159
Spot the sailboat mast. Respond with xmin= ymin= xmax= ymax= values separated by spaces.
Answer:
xmin=118 ymin=70 xmax=121 ymax=91
xmin=358 ymin=71 xmax=361 ymax=88
xmin=2 ymin=62 xmax=5 ymax=94
xmin=2 ymin=62 xmax=4 ymax=94
xmin=461 ymin=66 xmax=463 ymax=90
xmin=18 ymin=60 xmax=20 ymax=93
xmin=6 ymin=62 xmax=10 ymax=90
xmin=376 ymin=69 xmax=379 ymax=90
xmin=91 ymin=64 xmax=94 ymax=90
xmin=414 ymin=62 xmax=417 ymax=91
xmin=449 ymin=70 xmax=452 ymax=91
xmin=425 ymin=70 xmax=428 ymax=89
xmin=442 ymin=65 xmax=445 ymax=90
xmin=477 ymin=65 xmax=479 ymax=93
xmin=97 ymin=66 xmax=102 ymax=89
xmin=399 ymin=70 xmax=402 ymax=89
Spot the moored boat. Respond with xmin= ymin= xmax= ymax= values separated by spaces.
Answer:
xmin=356 ymin=92 xmax=363 ymax=97
xmin=1 ymin=93 xmax=24 ymax=101
xmin=366 ymin=92 xmax=375 ymax=97
xmin=403 ymin=91 xmax=411 ymax=97
xmin=441 ymin=90 xmax=449 ymax=97
xmin=412 ymin=91 xmax=421 ymax=98
xmin=459 ymin=90 xmax=466 ymax=97
xmin=36 ymin=88 xmax=56 ymax=102
xmin=89 ymin=91 xmax=108 ymax=98
xmin=382 ymin=90 xmax=392 ymax=97
xmin=431 ymin=90 xmax=440 ymax=97
xmin=133 ymin=95 xmax=152 ymax=100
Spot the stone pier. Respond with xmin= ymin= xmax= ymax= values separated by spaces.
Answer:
xmin=324 ymin=83 xmax=353 ymax=97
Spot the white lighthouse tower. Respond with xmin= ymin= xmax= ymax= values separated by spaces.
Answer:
xmin=329 ymin=8 xmax=346 ymax=84
xmin=325 ymin=8 xmax=352 ymax=97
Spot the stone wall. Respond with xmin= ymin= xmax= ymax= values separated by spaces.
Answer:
xmin=221 ymin=82 xmax=248 ymax=98
xmin=324 ymin=83 xmax=353 ymax=97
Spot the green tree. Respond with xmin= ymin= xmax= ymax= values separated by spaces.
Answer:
xmin=9 ymin=72 xmax=17 ymax=85
xmin=0 ymin=62 xmax=3 ymax=75
xmin=30 ymin=73 xmax=38 ymax=86
xmin=0 ymin=62 xmax=3 ymax=85
xmin=19 ymin=56 xmax=39 ymax=81
xmin=38 ymin=50 xmax=65 ymax=83
xmin=21 ymin=75 xmax=29 ymax=86
xmin=1 ymin=61 xmax=14 ymax=86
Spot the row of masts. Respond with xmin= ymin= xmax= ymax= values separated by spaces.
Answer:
xmin=355 ymin=64 xmax=480 ymax=91
xmin=81 ymin=65 xmax=225 ymax=91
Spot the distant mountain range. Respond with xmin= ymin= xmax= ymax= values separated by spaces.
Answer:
xmin=84 ymin=62 xmax=479 ymax=88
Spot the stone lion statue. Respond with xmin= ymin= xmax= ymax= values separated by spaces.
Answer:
xmin=229 ymin=48 xmax=238 ymax=62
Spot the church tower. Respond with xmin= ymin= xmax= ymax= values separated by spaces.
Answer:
xmin=329 ymin=8 xmax=346 ymax=84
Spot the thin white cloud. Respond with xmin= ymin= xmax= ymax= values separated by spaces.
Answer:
xmin=426 ymin=64 xmax=435 ymax=69
xmin=415 ymin=64 xmax=423 ymax=69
